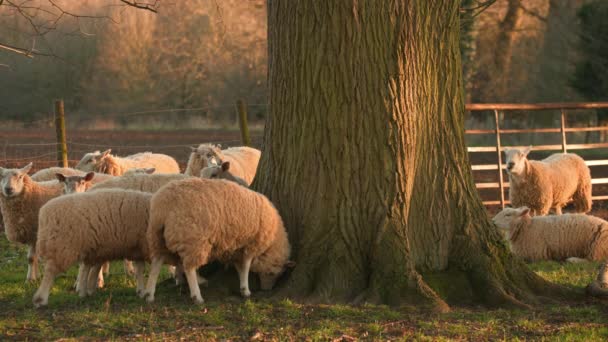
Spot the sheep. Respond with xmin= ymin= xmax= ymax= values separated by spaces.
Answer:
xmin=586 ymin=259 xmax=608 ymax=297
xmin=200 ymin=161 xmax=248 ymax=187
xmin=504 ymin=147 xmax=592 ymax=216
xmin=56 ymin=171 xmax=135 ymax=282
xmin=75 ymin=149 xmax=180 ymax=176
xmin=143 ymin=178 xmax=292 ymax=304
xmin=123 ymin=167 xmax=156 ymax=176
xmin=32 ymin=189 xmax=154 ymax=307
xmin=89 ymin=173 xmax=190 ymax=193
xmin=0 ymin=163 xmax=63 ymax=282
xmin=31 ymin=167 xmax=84 ymax=182
xmin=185 ymin=144 xmax=260 ymax=185
xmin=492 ymin=207 xmax=608 ymax=262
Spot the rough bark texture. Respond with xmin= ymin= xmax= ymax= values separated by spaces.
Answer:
xmin=254 ymin=0 xmax=565 ymax=309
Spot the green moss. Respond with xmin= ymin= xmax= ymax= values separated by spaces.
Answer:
xmin=422 ymin=268 xmax=475 ymax=305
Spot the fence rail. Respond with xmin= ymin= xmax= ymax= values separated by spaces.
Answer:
xmin=465 ymin=102 xmax=608 ymax=208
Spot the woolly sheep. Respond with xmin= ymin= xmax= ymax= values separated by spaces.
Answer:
xmin=143 ymin=178 xmax=292 ymax=304
xmin=0 ymin=163 xmax=63 ymax=282
xmin=185 ymin=144 xmax=260 ymax=185
xmin=32 ymin=189 xmax=153 ymax=307
xmin=504 ymin=147 xmax=592 ymax=215
xmin=200 ymin=161 xmax=248 ymax=187
xmin=31 ymin=167 xmax=84 ymax=182
xmin=56 ymin=171 xmax=135 ymax=283
xmin=89 ymin=173 xmax=190 ymax=193
xmin=75 ymin=149 xmax=180 ymax=176
xmin=492 ymin=207 xmax=608 ymax=262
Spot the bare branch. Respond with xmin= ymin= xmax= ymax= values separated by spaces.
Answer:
xmin=519 ymin=3 xmax=547 ymax=23
xmin=119 ymin=0 xmax=160 ymax=13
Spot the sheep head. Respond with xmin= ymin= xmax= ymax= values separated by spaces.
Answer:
xmin=56 ymin=172 xmax=95 ymax=194
xmin=492 ymin=206 xmax=531 ymax=240
xmin=504 ymin=146 xmax=531 ymax=176
xmin=75 ymin=149 xmax=110 ymax=172
xmin=0 ymin=162 xmax=33 ymax=198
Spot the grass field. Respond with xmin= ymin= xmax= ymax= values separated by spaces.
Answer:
xmin=0 ymin=237 xmax=607 ymax=340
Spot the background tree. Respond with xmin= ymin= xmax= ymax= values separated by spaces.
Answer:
xmin=253 ymin=0 xmax=563 ymax=309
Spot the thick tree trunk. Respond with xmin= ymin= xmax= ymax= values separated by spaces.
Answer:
xmin=254 ymin=0 xmax=565 ymax=309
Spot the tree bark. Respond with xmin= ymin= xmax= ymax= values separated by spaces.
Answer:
xmin=254 ymin=0 xmax=565 ymax=310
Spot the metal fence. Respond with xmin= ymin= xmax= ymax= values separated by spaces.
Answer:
xmin=466 ymin=102 xmax=608 ymax=208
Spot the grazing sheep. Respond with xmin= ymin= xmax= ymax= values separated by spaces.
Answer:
xmin=75 ymin=149 xmax=180 ymax=176
xmin=492 ymin=207 xmax=608 ymax=262
xmin=89 ymin=173 xmax=190 ymax=193
xmin=0 ymin=163 xmax=63 ymax=282
xmin=586 ymin=260 xmax=608 ymax=297
xmin=504 ymin=147 xmax=592 ymax=216
xmin=32 ymin=189 xmax=153 ymax=307
xmin=31 ymin=167 xmax=84 ymax=182
xmin=185 ymin=144 xmax=260 ymax=185
xmin=200 ymin=161 xmax=248 ymax=187
xmin=143 ymin=178 xmax=292 ymax=304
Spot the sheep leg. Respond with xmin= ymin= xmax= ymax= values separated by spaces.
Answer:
xmin=555 ymin=206 xmax=563 ymax=215
xmin=174 ymin=264 xmax=186 ymax=286
xmin=234 ymin=257 xmax=253 ymax=298
xmin=33 ymin=262 xmax=58 ymax=308
xmin=87 ymin=264 xmax=103 ymax=296
xmin=184 ymin=268 xmax=204 ymax=304
xmin=77 ymin=264 xmax=92 ymax=298
xmin=134 ymin=261 xmax=146 ymax=297
xmin=124 ymin=260 xmax=135 ymax=276
xmin=143 ymin=257 xmax=164 ymax=303
xmin=26 ymin=245 xmax=38 ymax=283
xmin=102 ymin=262 xmax=110 ymax=276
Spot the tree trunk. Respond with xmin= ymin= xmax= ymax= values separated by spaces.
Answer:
xmin=254 ymin=0 xmax=565 ymax=310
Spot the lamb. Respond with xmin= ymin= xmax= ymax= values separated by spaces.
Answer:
xmin=504 ymin=147 xmax=592 ymax=216
xmin=31 ymin=167 xmax=84 ymax=182
xmin=200 ymin=161 xmax=248 ymax=187
xmin=32 ymin=189 xmax=153 ymax=307
xmin=492 ymin=207 xmax=608 ymax=262
xmin=75 ymin=149 xmax=180 ymax=176
xmin=185 ymin=144 xmax=260 ymax=185
xmin=0 ymin=163 xmax=63 ymax=282
xmin=143 ymin=178 xmax=292 ymax=304
xmin=89 ymin=173 xmax=190 ymax=193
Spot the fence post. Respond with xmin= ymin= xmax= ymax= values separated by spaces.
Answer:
xmin=560 ymin=109 xmax=567 ymax=153
xmin=236 ymin=99 xmax=251 ymax=146
xmin=54 ymin=99 xmax=68 ymax=168
xmin=494 ymin=110 xmax=506 ymax=209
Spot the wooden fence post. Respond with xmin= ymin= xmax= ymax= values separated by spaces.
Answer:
xmin=560 ymin=109 xmax=568 ymax=153
xmin=54 ymin=100 xmax=68 ymax=168
xmin=494 ymin=110 xmax=506 ymax=209
xmin=236 ymin=99 xmax=251 ymax=146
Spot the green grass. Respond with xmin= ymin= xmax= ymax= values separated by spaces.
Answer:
xmin=0 ymin=237 xmax=607 ymax=341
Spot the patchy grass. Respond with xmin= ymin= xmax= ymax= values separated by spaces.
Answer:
xmin=0 ymin=237 xmax=607 ymax=340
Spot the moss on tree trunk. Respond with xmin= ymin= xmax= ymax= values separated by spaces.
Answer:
xmin=253 ymin=0 xmax=569 ymax=310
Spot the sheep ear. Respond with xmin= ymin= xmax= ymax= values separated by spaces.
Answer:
xmin=519 ymin=207 xmax=530 ymax=217
xmin=221 ymin=161 xmax=230 ymax=172
xmin=20 ymin=162 xmax=33 ymax=174
xmin=101 ymin=149 xmax=111 ymax=158
xmin=522 ymin=146 xmax=531 ymax=157
xmin=84 ymin=172 xmax=95 ymax=182
xmin=55 ymin=173 xmax=66 ymax=182
xmin=216 ymin=144 xmax=222 ymax=149
xmin=145 ymin=168 xmax=155 ymax=174
xmin=190 ymin=146 xmax=197 ymax=152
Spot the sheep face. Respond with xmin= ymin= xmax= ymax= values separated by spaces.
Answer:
xmin=124 ymin=167 xmax=156 ymax=176
xmin=56 ymin=172 xmax=95 ymax=194
xmin=258 ymin=260 xmax=295 ymax=290
xmin=504 ymin=147 xmax=531 ymax=176
xmin=191 ymin=144 xmax=222 ymax=169
xmin=200 ymin=162 xmax=230 ymax=179
xmin=492 ymin=207 xmax=530 ymax=231
xmin=75 ymin=150 xmax=111 ymax=172
xmin=0 ymin=163 xmax=33 ymax=198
